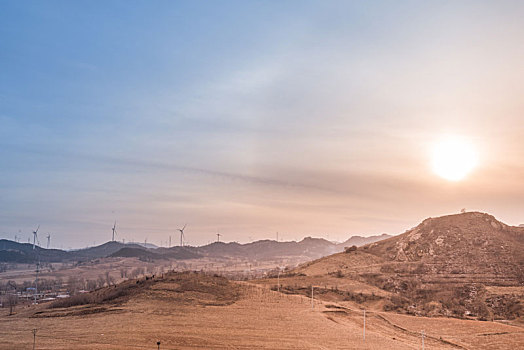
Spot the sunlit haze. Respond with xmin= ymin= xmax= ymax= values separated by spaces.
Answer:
xmin=1 ymin=1 xmax=524 ymax=248
xmin=431 ymin=135 xmax=478 ymax=181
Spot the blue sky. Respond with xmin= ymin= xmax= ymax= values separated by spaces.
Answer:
xmin=1 ymin=1 xmax=524 ymax=248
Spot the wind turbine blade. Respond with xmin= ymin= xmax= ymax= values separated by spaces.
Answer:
xmin=182 ymin=224 xmax=187 ymax=230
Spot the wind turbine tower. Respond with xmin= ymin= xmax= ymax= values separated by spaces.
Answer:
xmin=178 ymin=224 xmax=187 ymax=247
xmin=32 ymin=225 xmax=40 ymax=250
xmin=216 ymin=232 xmax=221 ymax=243
xmin=46 ymin=234 xmax=51 ymax=249
xmin=112 ymin=221 xmax=117 ymax=242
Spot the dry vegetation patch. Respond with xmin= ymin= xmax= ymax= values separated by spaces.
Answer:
xmin=38 ymin=271 xmax=240 ymax=317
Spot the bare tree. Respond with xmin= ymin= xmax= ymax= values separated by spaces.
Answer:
xmin=67 ymin=276 xmax=80 ymax=294
xmin=7 ymin=293 xmax=18 ymax=315
xmin=54 ymin=278 xmax=63 ymax=292
xmin=86 ymin=279 xmax=97 ymax=291
xmin=4 ymin=281 xmax=18 ymax=315
xmin=105 ymin=271 xmax=115 ymax=286
xmin=97 ymin=275 xmax=106 ymax=288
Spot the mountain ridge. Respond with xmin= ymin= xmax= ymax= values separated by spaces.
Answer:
xmin=0 ymin=233 xmax=392 ymax=263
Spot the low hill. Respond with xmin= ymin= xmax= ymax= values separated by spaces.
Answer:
xmin=109 ymin=247 xmax=162 ymax=260
xmin=110 ymin=247 xmax=200 ymax=260
xmin=71 ymin=241 xmax=146 ymax=259
xmin=0 ymin=240 xmax=71 ymax=262
xmin=0 ymin=240 xmax=148 ymax=263
xmin=37 ymin=271 xmax=240 ymax=317
xmin=337 ymin=233 xmax=392 ymax=249
xmin=125 ymin=241 xmax=159 ymax=249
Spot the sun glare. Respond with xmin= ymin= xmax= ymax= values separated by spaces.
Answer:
xmin=431 ymin=136 xmax=478 ymax=181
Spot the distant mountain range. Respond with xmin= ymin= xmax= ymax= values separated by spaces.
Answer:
xmin=337 ymin=233 xmax=391 ymax=249
xmin=0 ymin=233 xmax=391 ymax=263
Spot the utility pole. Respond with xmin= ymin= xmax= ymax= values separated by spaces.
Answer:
xmin=363 ymin=309 xmax=366 ymax=341
xmin=277 ymin=269 xmax=280 ymax=293
xmin=32 ymin=329 xmax=37 ymax=350
xmin=311 ymin=285 xmax=314 ymax=309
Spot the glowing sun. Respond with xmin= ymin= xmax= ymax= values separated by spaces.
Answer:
xmin=431 ymin=136 xmax=478 ymax=181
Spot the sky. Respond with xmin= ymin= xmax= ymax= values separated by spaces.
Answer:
xmin=1 ymin=1 xmax=524 ymax=249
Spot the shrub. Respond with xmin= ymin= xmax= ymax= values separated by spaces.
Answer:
xmin=344 ymin=245 xmax=357 ymax=253
xmin=50 ymin=293 xmax=92 ymax=308
xmin=328 ymin=270 xmax=344 ymax=278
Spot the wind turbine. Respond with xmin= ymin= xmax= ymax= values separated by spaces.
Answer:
xmin=32 ymin=225 xmax=40 ymax=250
xmin=46 ymin=234 xmax=51 ymax=249
xmin=112 ymin=221 xmax=117 ymax=242
xmin=216 ymin=231 xmax=221 ymax=243
xmin=178 ymin=224 xmax=187 ymax=247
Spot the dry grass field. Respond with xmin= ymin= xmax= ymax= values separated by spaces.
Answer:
xmin=1 ymin=271 xmax=523 ymax=349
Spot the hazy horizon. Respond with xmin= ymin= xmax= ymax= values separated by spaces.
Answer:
xmin=2 ymin=1 xmax=524 ymax=249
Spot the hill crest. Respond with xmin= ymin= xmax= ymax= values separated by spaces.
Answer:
xmin=363 ymin=212 xmax=524 ymax=268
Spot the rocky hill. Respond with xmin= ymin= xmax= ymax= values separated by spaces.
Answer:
xmin=296 ymin=212 xmax=524 ymax=320
xmin=363 ymin=212 xmax=524 ymax=284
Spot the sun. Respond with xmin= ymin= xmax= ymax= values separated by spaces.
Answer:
xmin=431 ymin=136 xmax=478 ymax=181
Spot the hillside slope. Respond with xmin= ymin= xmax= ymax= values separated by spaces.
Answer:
xmin=295 ymin=212 xmax=524 ymax=320
xmin=363 ymin=212 xmax=524 ymax=284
